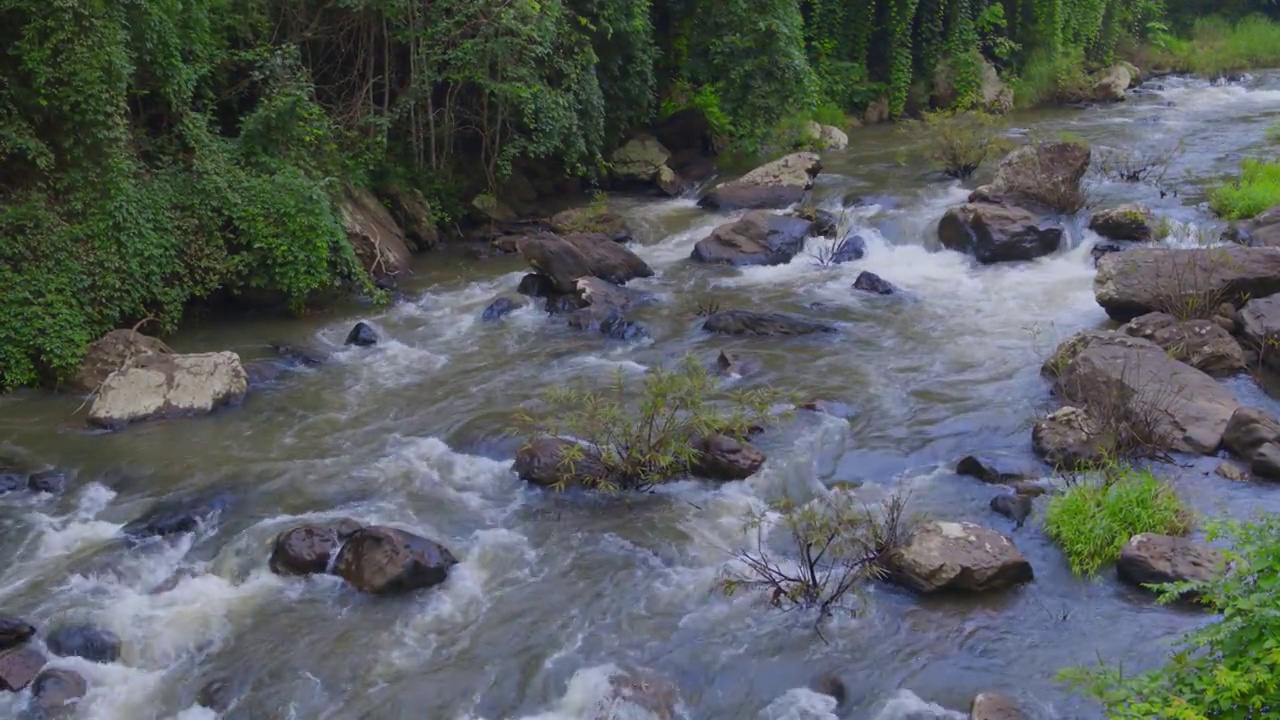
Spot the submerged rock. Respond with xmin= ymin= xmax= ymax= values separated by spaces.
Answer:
xmin=87 ymin=352 xmax=249 ymax=429
xmin=513 ymin=437 xmax=608 ymax=488
xmin=938 ymin=202 xmax=1062 ymax=264
xmin=333 ymin=526 xmax=458 ymax=595
xmin=691 ymin=211 xmax=812 ymax=266
xmin=0 ymin=471 xmax=22 ymax=494
xmin=716 ymin=350 xmax=761 ymax=378
xmin=0 ymin=646 xmax=46 ymax=692
xmin=701 ymin=309 xmax=837 ymax=336
xmin=886 ymin=521 xmax=1033 ymax=593
xmin=1120 ymin=312 xmax=1245 ymax=377
xmin=970 ymin=692 xmax=1027 ymax=720
xmin=481 ymin=297 xmax=522 ymax=321
xmin=956 ymin=454 xmax=1039 ymax=484
xmin=31 ymin=668 xmax=88 ymax=715
xmin=122 ymin=495 xmax=233 ymax=541
xmin=1094 ymin=247 xmax=1280 ymax=322
xmin=853 ymin=271 xmax=896 ymax=295
xmin=598 ymin=311 xmax=650 ymax=342
xmin=827 ymin=233 xmax=867 ymax=264
xmin=345 ymin=321 xmax=379 ymax=347
xmin=1223 ymin=406 xmax=1280 ymax=480
xmin=989 ymin=493 xmax=1033 ymax=529
xmin=0 ymin=616 xmax=35 ymax=651
xmin=71 ymin=329 xmax=174 ymax=393
xmin=690 ymin=434 xmax=766 ymax=481
xmin=45 ymin=625 xmax=121 ymax=664
xmin=1089 ymin=204 xmax=1155 ymax=242
xmin=596 ymin=667 xmax=681 ymax=720
xmin=269 ymin=520 xmax=363 ymax=577
xmin=517 ymin=273 xmax=557 ymax=298
xmin=698 ymin=152 xmax=822 ymax=210
xmin=1117 ymin=533 xmax=1220 ymax=595
xmin=27 ymin=470 xmax=65 ymax=494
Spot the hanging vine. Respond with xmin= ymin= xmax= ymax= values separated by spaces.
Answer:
xmin=886 ymin=0 xmax=923 ymax=116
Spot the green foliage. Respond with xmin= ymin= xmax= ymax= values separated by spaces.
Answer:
xmin=1043 ymin=463 xmax=1192 ymax=576
xmin=718 ymin=490 xmax=908 ymax=617
xmin=1062 ymin=515 xmax=1280 ymax=720
xmin=659 ymin=81 xmax=734 ymax=141
xmin=1139 ymin=15 xmax=1280 ymax=74
xmin=1011 ymin=47 xmax=1093 ymax=106
xmin=513 ymin=355 xmax=785 ymax=491
xmin=1210 ymin=158 xmax=1280 ymax=221
xmin=904 ymin=110 xmax=1014 ymax=178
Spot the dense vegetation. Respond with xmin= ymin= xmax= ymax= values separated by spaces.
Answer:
xmin=3 ymin=0 xmax=1279 ymax=388
xmin=1043 ymin=463 xmax=1192 ymax=576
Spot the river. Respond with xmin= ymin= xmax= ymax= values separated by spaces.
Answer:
xmin=2 ymin=73 xmax=1280 ymax=720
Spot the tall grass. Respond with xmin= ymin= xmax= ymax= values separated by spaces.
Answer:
xmin=1011 ymin=48 xmax=1090 ymax=108
xmin=1043 ymin=463 xmax=1192 ymax=577
xmin=1142 ymin=16 xmax=1280 ymax=77
xmin=1209 ymin=158 xmax=1280 ymax=220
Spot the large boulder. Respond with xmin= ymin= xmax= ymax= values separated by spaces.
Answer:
xmin=269 ymin=519 xmax=363 ymax=577
xmin=969 ymin=142 xmax=1091 ymax=211
xmin=87 ymin=352 xmax=249 ymax=429
xmin=45 ymin=625 xmax=121 ymax=664
xmin=1224 ymin=205 xmax=1280 ymax=248
xmin=341 ymin=186 xmax=414 ymax=282
xmin=800 ymin=121 xmax=849 ymax=150
xmin=71 ymin=329 xmax=174 ymax=393
xmin=1239 ymin=294 xmax=1280 ymax=369
xmin=691 ymin=211 xmax=813 ymax=266
xmin=691 ymin=434 xmax=766 ymax=481
xmin=333 ymin=526 xmax=458 ymax=595
xmin=971 ymin=693 xmax=1026 ymax=720
xmin=1094 ymin=247 xmax=1280 ymax=322
xmin=698 ymin=152 xmax=822 ymax=210
xmin=938 ymin=203 xmax=1062 ymax=264
xmin=1092 ymin=65 xmax=1132 ymax=102
xmin=1032 ymin=406 xmax=1112 ymax=470
xmin=701 ymin=310 xmax=837 ymax=336
xmin=0 ymin=646 xmax=46 ymax=692
xmin=378 ymin=186 xmax=440 ymax=252
xmin=0 ymin=616 xmax=34 ymax=651
xmin=517 ymin=232 xmax=653 ymax=293
xmin=610 ymin=135 xmax=673 ymax=189
xmin=1089 ymin=204 xmax=1155 ymax=242
xmin=512 ymin=437 xmax=609 ymax=488
xmin=549 ymin=207 xmax=632 ymax=241
xmin=1223 ymin=407 xmax=1280 ymax=479
xmin=1117 ymin=533 xmax=1221 ymax=595
xmin=1120 ymin=312 xmax=1245 ymax=377
xmin=1049 ymin=331 xmax=1239 ymax=454
xmin=885 ymin=521 xmax=1033 ymax=594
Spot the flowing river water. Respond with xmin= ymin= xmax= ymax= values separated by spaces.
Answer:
xmin=3 ymin=74 xmax=1280 ymax=720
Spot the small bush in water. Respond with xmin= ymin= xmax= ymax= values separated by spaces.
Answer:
xmin=1044 ymin=462 xmax=1192 ymax=577
xmin=903 ymin=109 xmax=1014 ymax=179
xmin=718 ymin=490 xmax=909 ymax=620
xmin=513 ymin=355 xmax=785 ymax=491
xmin=1062 ymin=514 xmax=1280 ymax=719
xmin=1210 ymin=158 xmax=1280 ymax=221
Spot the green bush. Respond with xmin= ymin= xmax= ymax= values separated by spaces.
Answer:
xmin=1043 ymin=464 xmax=1193 ymax=576
xmin=1144 ymin=15 xmax=1280 ymax=76
xmin=904 ymin=109 xmax=1014 ymax=178
xmin=1209 ymin=158 xmax=1280 ymax=220
xmin=1011 ymin=48 xmax=1092 ymax=107
xmin=1062 ymin=515 xmax=1280 ymax=719
xmin=513 ymin=355 xmax=785 ymax=491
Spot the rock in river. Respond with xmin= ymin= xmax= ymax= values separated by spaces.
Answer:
xmin=690 ymin=434 xmax=766 ymax=481
xmin=938 ymin=202 xmax=1062 ymax=264
xmin=1223 ymin=204 xmax=1280 ymax=248
xmin=698 ymin=152 xmax=822 ymax=210
xmin=31 ymin=667 xmax=89 ymax=715
xmin=0 ymin=615 xmax=35 ymax=651
xmin=701 ymin=309 xmax=837 ymax=336
xmin=1120 ymin=311 xmax=1245 ymax=377
xmin=333 ymin=526 xmax=459 ymax=595
xmin=71 ymin=328 xmax=174 ymax=393
xmin=269 ymin=520 xmax=363 ymax=577
xmin=481 ymin=296 xmax=522 ymax=321
xmin=87 ymin=351 xmax=249 ymax=429
xmin=1094 ymin=246 xmax=1280 ymax=322
xmin=969 ymin=142 xmax=1091 ymax=211
xmin=518 ymin=232 xmax=654 ymax=293
xmin=122 ymin=494 xmax=233 ymax=541
xmin=971 ymin=692 xmax=1027 ymax=720
xmin=1117 ymin=533 xmax=1221 ymax=595
xmin=1223 ymin=406 xmax=1280 ymax=479
xmin=45 ymin=624 xmax=122 ymax=664
xmin=345 ymin=321 xmax=379 ymax=346
xmin=0 ymin=646 xmax=46 ymax=692
xmin=955 ymin=454 xmax=1039 ymax=484
xmin=512 ymin=437 xmax=609 ymax=488
xmin=1031 ymin=406 xmax=1110 ymax=470
xmin=1089 ymin=203 xmax=1155 ymax=242
xmin=885 ymin=521 xmax=1033 ymax=594
xmin=691 ymin=211 xmax=812 ymax=266
xmin=1238 ymin=294 xmax=1280 ymax=370
xmin=853 ymin=271 xmax=896 ymax=295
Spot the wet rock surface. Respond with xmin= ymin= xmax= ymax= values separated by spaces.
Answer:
xmin=701 ymin=310 xmax=837 ymax=336
xmin=333 ymin=526 xmax=459 ymax=595
xmin=886 ymin=521 xmax=1034 ymax=594
xmin=45 ymin=625 xmax=121 ymax=664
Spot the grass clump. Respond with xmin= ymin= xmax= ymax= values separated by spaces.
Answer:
xmin=513 ymin=355 xmax=786 ymax=491
xmin=1209 ymin=158 xmax=1280 ymax=221
xmin=1010 ymin=48 xmax=1092 ymax=108
xmin=1062 ymin=515 xmax=1280 ymax=719
xmin=903 ymin=110 xmax=1014 ymax=179
xmin=1043 ymin=463 xmax=1192 ymax=577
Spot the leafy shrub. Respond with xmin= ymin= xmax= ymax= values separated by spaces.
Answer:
xmin=1043 ymin=463 xmax=1192 ymax=576
xmin=1062 ymin=515 xmax=1280 ymax=719
xmin=1011 ymin=48 xmax=1092 ymax=107
xmin=513 ymin=355 xmax=786 ymax=491
xmin=1209 ymin=158 xmax=1280 ymax=221
xmin=904 ymin=110 xmax=1014 ymax=179
xmin=719 ymin=490 xmax=909 ymax=619
xmin=1183 ymin=15 xmax=1280 ymax=77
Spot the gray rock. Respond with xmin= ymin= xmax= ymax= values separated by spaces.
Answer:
xmin=345 ymin=321 xmax=378 ymax=346
xmin=699 ymin=152 xmax=822 ymax=210
xmin=481 ymin=297 xmax=522 ymax=321
xmin=70 ymin=329 xmax=174 ymax=393
xmin=956 ymin=454 xmax=1039 ymax=483
xmin=1092 ymin=65 xmax=1132 ymax=102
xmin=1223 ymin=406 xmax=1280 ymax=479
xmin=0 ymin=646 xmax=45 ymax=692
xmin=853 ymin=271 xmax=896 ymax=294
xmin=1117 ymin=533 xmax=1220 ymax=596
xmin=938 ymin=203 xmax=1062 ymax=264
xmin=701 ymin=309 xmax=837 ymax=336
xmin=87 ymin=352 xmax=249 ymax=429
xmin=1239 ymin=294 xmax=1280 ymax=370
xmin=1032 ymin=406 xmax=1111 ymax=470
xmin=1094 ymin=246 xmax=1280 ymax=322
xmin=1120 ymin=312 xmax=1245 ymax=377
xmin=691 ymin=211 xmax=812 ymax=266
xmin=45 ymin=625 xmax=121 ymax=664
xmin=1223 ymin=205 xmax=1280 ymax=248
xmin=31 ymin=668 xmax=88 ymax=716
xmin=691 ymin=434 xmax=766 ymax=481
xmin=518 ymin=232 xmax=654 ymax=293
xmin=970 ymin=142 xmax=1091 ymax=211
xmin=1089 ymin=204 xmax=1155 ymax=241
xmin=885 ymin=521 xmax=1033 ymax=594
xmin=989 ymin=493 xmax=1033 ymax=529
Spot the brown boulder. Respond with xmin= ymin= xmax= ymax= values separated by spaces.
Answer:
xmin=699 ymin=152 xmax=822 ymax=210
xmin=1117 ymin=533 xmax=1221 ymax=595
xmin=691 ymin=211 xmax=813 ymax=266
xmin=341 ymin=186 xmax=414 ymax=282
xmin=1094 ymin=246 xmax=1280 ymax=322
xmin=970 ymin=142 xmax=1091 ymax=211
xmin=885 ymin=521 xmax=1033 ymax=594
xmin=269 ymin=519 xmax=363 ymax=577
xmin=691 ymin=434 xmax=766 ymax=481
xmin=512 ymin=437 xmax=609 ymax=488
xmin=1120 ymin=312 xmax=1245 ymax=377
xmin=971 ymin=693 xmax=1026 ymax=720
xmin=938 ymin=203 xmax=1062 ymax=264
xmin=0 ymin=646 xmax=46 ymax=692
xmin=1223 ymin=407 xmax=1280 ymax=479
xmin=517 ymin=232 xmax=653 ymax=293
xmin=1089 ymin=204 xmax=1155 ymax=241
xmin=333 ymin=526 xmax=458 ymax=595
xmin=71 ymin=329 xmax=174 ymax=393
